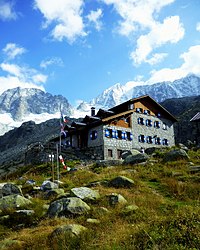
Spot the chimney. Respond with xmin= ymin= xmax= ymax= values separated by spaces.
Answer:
xmin=91 ymin=107 xmax=95 ymax=116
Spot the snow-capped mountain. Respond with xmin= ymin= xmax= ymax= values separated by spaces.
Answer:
xmin=76 ymin=82 xmax=136 ymax=113
xmin=77 ymin=74 xmax=200 ymax=112
xmin=1 ymin=74 xmax=200 ymax=136
xmin=132 ymin=74 xmax=200 ymax=103
xmin=0 ymin=87 xmax=73 ymax=135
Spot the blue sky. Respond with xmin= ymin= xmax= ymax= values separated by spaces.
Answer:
xmin=0 ymin=0 xmax=200 ymax=106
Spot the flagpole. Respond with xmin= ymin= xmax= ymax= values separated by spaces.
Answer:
xmin=56 ymin=144 xmax=59 ymax=187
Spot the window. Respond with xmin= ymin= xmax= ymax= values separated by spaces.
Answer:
xmin=136 ymin=108 xmax=143 ymax=113
xmin=146 ymin=136 xmax=153 ymax=144
xmin=117 ymin=149 xmax=122 ymax=159
xmin=108 ymin=149 xmax=113 ymax=157
xmin=90 ymin=130 xmax=98 ymax=140
xmin=128 ymin=103 xmax=134 ymax=110
xmin=155 ymin=137 xmax=161 ymax=145
xmin=138 ymin=117 xmax=145 ymax=125
xmin=117 ymin=130 xmax=122 ymax=139
xmin=163 ymin=123 xmax=167 ymax=130
xmin=105 ymin=129 xmax=112 ymax=138
xmin=112 ymin=129 xmax=117 ymax=138
xmin=146 ymin=119 xmax=152 ymax=127
xmin=154 ymin=121 xmax=160 ymax=128
xmin=127 ymin=132 xmax=133 ymax=141
xmin=138 ymin=134 xmax=146 ymax=143
xmin=122 ymin=131 xmax=127 ymax=140
xmin=144 ymin=110 xmax=150 ymax=115
xmin=163 ymin=139 xmax=169 ymax=146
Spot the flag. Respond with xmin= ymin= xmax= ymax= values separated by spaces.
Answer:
xmin=59 ymin=155 xmax=70 ymax=171
xmin=61 ymin=112 xmax=68 ymax=124
xmin=60 ymin=112 xmax=68 ymax=137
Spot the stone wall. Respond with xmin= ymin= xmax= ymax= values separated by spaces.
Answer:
xmin=103 ymin=125 xmax=133 ymax=160
xmin=132 ymin=112 xmax=175 ymax=149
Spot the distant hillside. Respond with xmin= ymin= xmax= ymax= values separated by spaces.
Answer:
xmin=161 ymin=95 xmax=200 ymax=144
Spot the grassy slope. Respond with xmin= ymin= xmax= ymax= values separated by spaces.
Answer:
xmin=0 ymin=149 xmax=200 ymax=250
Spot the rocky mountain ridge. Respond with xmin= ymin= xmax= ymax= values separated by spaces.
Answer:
xmin=0 ymin=87 xmax=73 ymax=135
xmin=79 ymin=74 xmax=200 ymax=111
xmin=0 ymin=74 xmax=200 ymax=136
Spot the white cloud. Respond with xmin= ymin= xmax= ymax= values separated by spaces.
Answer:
xmin=32 ymin=73 xmax=47 ymax=83
xmin=130 ymin=16 xmax=184 ymax=65
xmin=196 ymin=22 xmax=200 ymax=32
xmin=102 ymin=0 xmax=184 ymax=66
xmin=3 ymin=43 xmax=26 ymax=60
xmin=0 ymin=0 xmax=17 ymax=21
xmin=146 ymin=53 xmax=168 ymax=65
xmin=40 ymin=57 xmax=64 ymax=69
xmin=102 ymin=0 xmax=175 ymax=35
xmin=147 ymin=45 xmax=200 ymax=84
xmin=0 ymin=63 xmax=21 ymax=77
xmin=34 ymin=0 xmax=86 ymax=43
xmin=87 ymin=9 xmax=103 ymax=31
xmin=0 ymin=63 xmax=47 ymax=94
xmin=0 ymin=76 xmax=45 ymax=95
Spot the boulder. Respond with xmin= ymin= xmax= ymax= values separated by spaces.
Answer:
xmin=163 ymin=149 xmax=189 ymax=162
xmin=70 ymin=187 xmax=100 ymax=201
xmin=47 ymin=197 xmax=90 ymax=217
xmin=0 ymin=194 xmax=32 ymax=210
xmin=109 ymin=176 xmax=134 ymax=188
xmin=123 ymin=153 xmax=149 ymax=165
xmin=50 ymin=224 xmax=87 ymax=238
xmin=44 ymin=189 xmax=65 ymax=200
xmin=40 ymin=181 xmax=58 ymax=191
xmin=178 ymin=143 xmax=189 ymax=152
xmin=107 ymin=193 xmax=127 ymax=206
xmin=121 ymin=150 xmax=132 ymax=159
xmin=0 ymin=183 xmax=23 ymax=198
xmin=122 ymin=205 xmax=139 ymax=214
xmin=145 ymin=147 xmax=157 ymax=155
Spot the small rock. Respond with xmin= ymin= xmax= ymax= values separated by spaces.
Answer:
xmin=86 ymin=218 xmax=100 ymax=224
xmin=0 ymin=195 xmax=32 ymax=210
xmin=123 ymin=153 xmax=149 ymax=165
xmin=107 ymin=193 xmax=127 ymax=206
xmin=40 ymin=181 xmax=58 ymax=191
xmin=122 ymin=205 xmax=139 ymax=214
xmin=0 ymin=183 xmax=23 ymax=198
xmin=47 ymin=197 xmax=90 ymax=217
xmin=70 ymin=187 xmax=100 ymax=201
xmin=50 ymin=224 xmax=87 ymax=238
xmin=109 ymin=176 xmax=134 ymax=188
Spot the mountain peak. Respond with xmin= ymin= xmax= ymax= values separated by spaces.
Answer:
xmin=0 ymin=87 xmax=73 ymax=135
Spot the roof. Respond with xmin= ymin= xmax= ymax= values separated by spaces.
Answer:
xmin=96 ymin=109 xmax=114 ymax=119
xmin=190 ymin=112 xmax=200 ymax=122
xmin=109 ymin=95 xmax=177 ymax=122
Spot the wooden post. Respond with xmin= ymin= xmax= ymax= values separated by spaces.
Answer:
xmin=56 ymin=144 xmax=59 ymax=187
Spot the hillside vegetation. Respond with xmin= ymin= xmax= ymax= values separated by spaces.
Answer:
xmin=161 ymin=95 xmax=200 ymax=144
xmin=0 ymin=147 xmax=200 ymax=250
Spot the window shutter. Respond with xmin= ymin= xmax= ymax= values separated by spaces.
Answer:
xmin=105 ymin=129 xmax=110 ymax=137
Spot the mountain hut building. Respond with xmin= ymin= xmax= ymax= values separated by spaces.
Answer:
xmin=63 ymin=95 xmax=177 ymax=160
